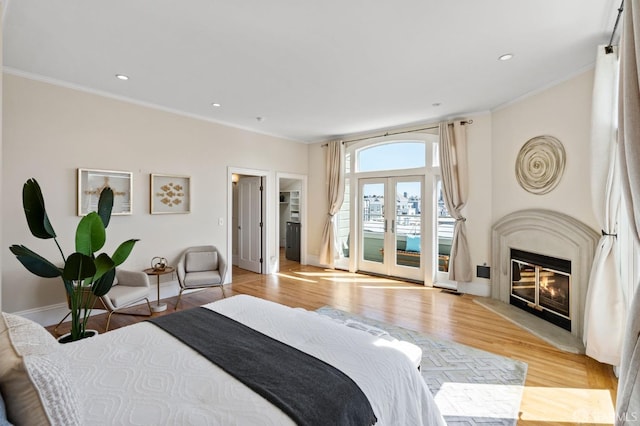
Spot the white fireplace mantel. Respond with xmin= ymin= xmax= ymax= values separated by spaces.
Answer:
xmin=491 ymin=209 xmax=600 ymax=340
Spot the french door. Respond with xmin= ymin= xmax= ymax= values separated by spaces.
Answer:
xmin=358 ymin=176 xmax=424 ymax=281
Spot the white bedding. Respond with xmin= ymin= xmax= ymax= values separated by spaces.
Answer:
xmin=60 ymin=295 xmax=446 ymax=425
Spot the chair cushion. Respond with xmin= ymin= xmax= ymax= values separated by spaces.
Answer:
xmin=0 ymin=312 xmax=82 ymax=425
xmin=106 ymin=285 xmax=150 ymax=307
xmin=184 ymin=270 xmax=222 ymax=287
xmin=185 ymin=251 xmax=218 ymax=273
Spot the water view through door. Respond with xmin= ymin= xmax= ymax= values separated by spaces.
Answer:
xmin=358 ymin=176 xmax=424 ymax=281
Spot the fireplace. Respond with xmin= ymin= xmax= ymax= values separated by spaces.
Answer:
xmin=510 ymin=249 xmax=571 ymax=331
xmin=491 ymin=209 xmax=599 ymax=341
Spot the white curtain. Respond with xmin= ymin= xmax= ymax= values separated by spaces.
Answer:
xmin=319 ymin=140 xmax=345 ymax=267
xmin=616 ymin=0 xmax=640 ymax=423
xmin=438 ymin=121 xmax=472 ymax=282
xmin=583 ymin=45 xmax=626 ymax=366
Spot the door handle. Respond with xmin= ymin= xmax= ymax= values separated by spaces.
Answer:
xmin=391 ymin=220 xmax=395 ymax=233
xmin=384 ymin=220 xmax=387 ymax=232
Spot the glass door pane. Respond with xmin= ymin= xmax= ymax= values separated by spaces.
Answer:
xmin=360 ymin=181 xmax=386 ymax=266
xmin=539 ymin=269 xmax=570 ymax=318
xmin=511 ymin=260 xmax=536 ymax=304
xmin=394 ymin=180 xmax=421 ymax=269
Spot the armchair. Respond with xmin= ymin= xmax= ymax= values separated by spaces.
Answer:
xmin=99 ymin=269 xmax=152 ymax=331
xmin=53 ymin=269 xmax=152 ymax=334
xmin=175 ymin=245 xmax=227 ymax=309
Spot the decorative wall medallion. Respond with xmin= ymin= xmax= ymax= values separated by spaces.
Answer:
xmin=515 ymin=135 xmax=566 ymax=195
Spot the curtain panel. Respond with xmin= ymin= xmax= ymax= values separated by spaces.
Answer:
xmin=616 ymin=0 xmax=640 ymax=423
xmin=438 ymin=121 xmax=472 ymax=282
xmin=319 ymin=140 xmax=345 ymax=267
xmin=583 ymin=45 xmax=626 ymax=366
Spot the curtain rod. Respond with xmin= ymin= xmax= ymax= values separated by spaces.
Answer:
xmin=321 ymin=119 xmax=473 ymax=147
xmin=605 ymin=0 xmax=624 ymax=54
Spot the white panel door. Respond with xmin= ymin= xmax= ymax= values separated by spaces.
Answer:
xmin=237 ymin=176 xmax=262 ymax=273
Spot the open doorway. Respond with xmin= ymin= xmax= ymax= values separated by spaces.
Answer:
xmin=277 ymin=173 xmax=307 ymax=272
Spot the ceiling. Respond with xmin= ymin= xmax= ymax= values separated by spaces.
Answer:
xmin=3 ymin=0 xmax=618 ymax=143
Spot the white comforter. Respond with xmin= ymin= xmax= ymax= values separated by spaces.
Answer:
xmin=61 ymin=295 xmax=446 ymax=425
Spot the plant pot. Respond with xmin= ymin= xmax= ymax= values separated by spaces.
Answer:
xmin=57 ymin=329 xmax=99 ymax=344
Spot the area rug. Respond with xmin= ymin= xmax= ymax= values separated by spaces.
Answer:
xmin=316 ymin=306 xmax=528 ymax=426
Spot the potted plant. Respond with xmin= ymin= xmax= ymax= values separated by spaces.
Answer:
xmin=9 ymin=178 xmax=138 ymax=342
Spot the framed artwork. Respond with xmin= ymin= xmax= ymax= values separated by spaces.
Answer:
xmin=77 ymin=168 xmax=133 ymax=216
xmin=150 ymin=174 xmax=191 ymax=214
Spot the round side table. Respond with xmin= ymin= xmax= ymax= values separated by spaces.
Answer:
xmin=143 ymin=266 xmax=175 ymax=312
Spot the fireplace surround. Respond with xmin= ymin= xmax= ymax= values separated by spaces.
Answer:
xmin=491 ymin=209 xmax=599 ymax=341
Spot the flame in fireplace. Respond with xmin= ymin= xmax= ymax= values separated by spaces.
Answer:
xmin=540 ymin=277 xmax=552 ymax=297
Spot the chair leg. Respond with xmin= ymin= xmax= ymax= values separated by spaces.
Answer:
xmin=105 ymin=311 xmax=115 ymax=332
xmin=220 ymin=285 xmax=226 ymax=298
xmin=105 ymin=298 xmax=154 ymax=332
xmin=174 ymin=288 xmax=185 ymax=310
xmin=53 ymin=311 xmax=72 ymax=336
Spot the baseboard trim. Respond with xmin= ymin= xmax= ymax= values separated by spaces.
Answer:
xmin=13 ymin=280 xmax=182 ymax=327
xmin=12 ymin=302 xmax=70 ymax=327
xmin=306 ymin=254 xmax=322 ymax=268
xmin=457 ymin=280 xmax=491 ymax=297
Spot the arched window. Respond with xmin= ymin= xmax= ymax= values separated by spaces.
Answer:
xmin=356 ymin=141 xmax=426 ymax=172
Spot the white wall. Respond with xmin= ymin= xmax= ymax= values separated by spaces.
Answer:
xmin=491 ymin=69 xmax=598 ymax=230
xmin=458 ymin=113 xmax=493 ymax=294
xmin=306 ymin=142 xmax=328 ymax=265
xmin=2 ymin=73 xmax=308 ymax=318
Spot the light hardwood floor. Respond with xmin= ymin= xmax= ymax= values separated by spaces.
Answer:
xmin=50 ymin=257 xmax=618 ymax=425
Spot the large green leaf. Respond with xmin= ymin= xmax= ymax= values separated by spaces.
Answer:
xmin=111 ymin=239 xmax=139 ymax=266
xmin=92 ymin=268 xmax=115 ymax=297
xmin=62 ymin=278 xmax=74 ymax=296
xmin=9 ymin=245 xmax=61 ymax=278
xmin=97 ymin=187 xmax=114 ymax=228
xmin=75 ymin=212 xmax=106 ymax=256
xmin=62 ymin=252 xmax=96 ymax=281
xmin=92 ymin=253 xmax=115 ymax=282
xmin=22 ymin=179 xmax=56 ymax=239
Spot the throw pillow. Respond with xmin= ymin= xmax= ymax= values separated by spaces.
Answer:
xmin=186 ymin=251 xmax=218 ymax=272
xmin=0 ymin=312 xmax=82 ymax=426
xmin=405 ymin=235 xmax=421 ymax=252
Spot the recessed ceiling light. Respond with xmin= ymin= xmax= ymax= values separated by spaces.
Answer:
xmin=256 ymin=117 xmax=265 ymax=122
xmin=432 ymin=102 xmax=441 ymax=107
xmin=498 ymin=53 xmax=514 ymax=61
xmin=211 ymin=103 xmax=221 ymax=107
xmin=115 ymin=74 xmax=129 ymax=81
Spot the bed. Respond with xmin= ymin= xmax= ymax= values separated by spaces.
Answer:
xmin=0 ymin=294 xmax=446 ymax=425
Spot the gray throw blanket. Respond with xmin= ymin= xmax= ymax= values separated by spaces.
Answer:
xmin=149 ymin=307 xmax=377 ymax=426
